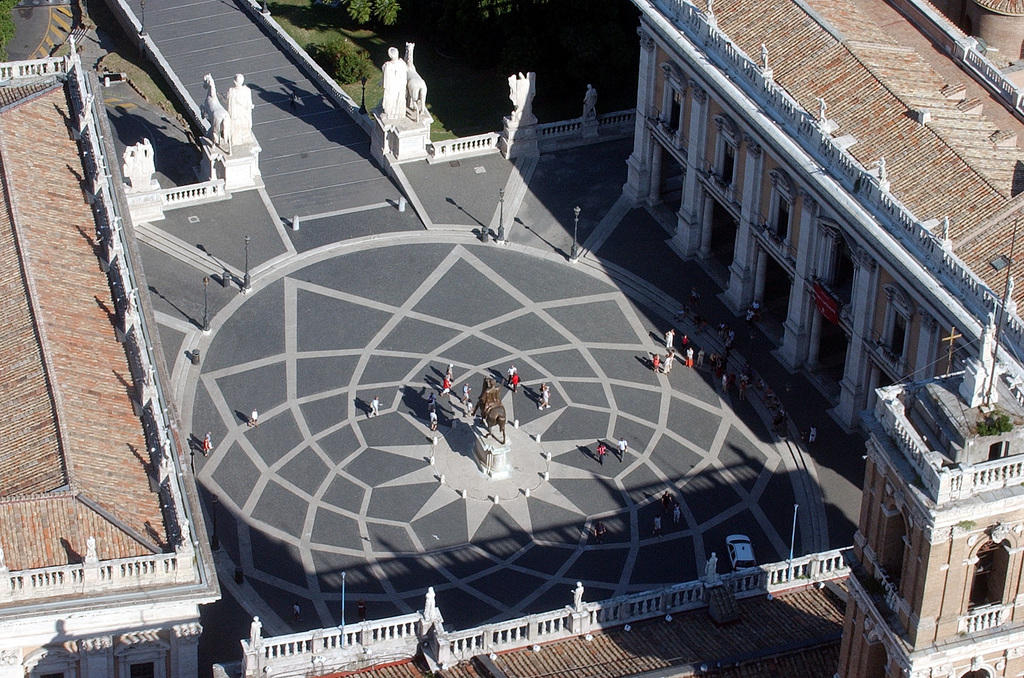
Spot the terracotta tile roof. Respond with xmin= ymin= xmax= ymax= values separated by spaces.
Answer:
xmin=0 ymin=81 xmax=55 ymax=110
xmin=482 ymin=585 xmax=844 ymax=678
xmin=712 ymin=0 xmax=1024 ymax=304
xmin=317 ymin=658 xmax=432 ymax=678
xmin=0 ymin=86 xmax=166 ymax=571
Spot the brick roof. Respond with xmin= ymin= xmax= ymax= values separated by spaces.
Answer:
xmin=711 ymin=0 xmax=1024 ymax=304
xmin=312 ymin=584 xmax=845 ymax=678
xmin=0 ymin=85 xmax=165 ymax=571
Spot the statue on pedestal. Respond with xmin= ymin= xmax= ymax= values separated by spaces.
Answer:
xmin=472 ymin=376 xmax=507 ymax=444
xmin=201 ymin=74 xmax=232 ymax=151
xmin=122 ymin=139 xmax=157 ymax=192
xmin=582 ymin=84 xmax=598 ymax=120
xmin=227 ymin=74 xmax=255 ymax=146
xmin=405 ymin=43 xmax=428 ymax=123
xmin=249 ymin=616 xmax=263 ymax=649
xmin=381 ymin=46 xmax=408 ymax=120
xmin=572 ymin=581 xmax=584 ymax=611
xmin=704 ymin=552 xmax=719 ymax=580
xmin=507 ymin=72 xmax=537 ymax=126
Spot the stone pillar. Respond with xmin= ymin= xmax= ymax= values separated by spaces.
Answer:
xmin=913 ymin=309 xmax=939 ymax=381
xmin=673 ymin=82 xmax=708 ymax=255
xmin=171 ymin=622 xmax=203 ymax=678
xmin=807 ymin=309 xmax=823 ymax=369
xmin=79 ymin=636 xmax=114 ymax=678
xmin=753 ymin=247 xmax=768 ymax=301
xmin=648 ymin=143 xmax=664 ymax=206
xmin=698 ymin=189 xmax=715 ymax=259
xmin=624 ymin=27 xmax=658 ymax=204
xmin=835 ymin=247 xmax=879 ymax=428
xmin=780 ymin=193 xmax=819 ymax=369
xmin=726 ymin=135 xmax=764 ymax=310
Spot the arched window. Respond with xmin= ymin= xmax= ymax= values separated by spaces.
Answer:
xmin=969 ymin=540 xmax=1010 ymax=608
xmin=961 ymin=670 xmax=990 ymax=678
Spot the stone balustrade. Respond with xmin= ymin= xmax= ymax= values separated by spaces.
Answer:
xmin=239 ymin=548 xmax=850 ymax=676
xmin=427 ymin=133 xmax=500 ymax=163
xmin=1 ymin=552 xmax=193 ymax=604
xmin=0 ymin=56 xmax=69 ymax=81
xmin=958 ymin=602 xmax=1009 ymax=634
xmin=161 ymin=179 xmax=228 ymax=208
xmin=652 ymin=0 xmax=1024 ymax=372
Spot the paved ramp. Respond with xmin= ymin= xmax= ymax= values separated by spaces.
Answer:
xmin=124 ymin=0 xmax=399 ymax=218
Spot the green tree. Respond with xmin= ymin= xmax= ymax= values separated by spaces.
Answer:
xmin=0 ymin=0 xmax=18 ymax=61
xmin=332 ymin=0 xmax=400 ymax=26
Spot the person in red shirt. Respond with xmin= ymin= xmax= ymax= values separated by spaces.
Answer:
xmin=596 ymin=441 xmax=607 ymax=465
xmin=510 ymin=372 xmax=520 ymax=393
xmin=441 ymin=375 xmax=452 ymax=399
xmin=652 ymin=353 xmax=661 ymax=373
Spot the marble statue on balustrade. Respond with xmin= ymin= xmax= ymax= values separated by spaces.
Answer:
xmin=201 ymin=73 xmax=232 ymax=152
xmin=122 ymin=139 xmax=158 ymax=192
xmin=572 ymin=581 xmax=584 ymax=611
xmin=507 ymin=72 xmax=537 ymax=126
xmin=249 ymin=616 xmax=263 ymax=648
xmin=227 ymin=73 xmax=255 ymax=146
xmin=381 ymin=46 xmax=409 ymax=120
xmin=405 ymin=42 xmax=428 ymax=123
xmin=582 ymin=84 xmax=597 ymax=120
xmin=704 ymin=551 xmax=721 ymax=583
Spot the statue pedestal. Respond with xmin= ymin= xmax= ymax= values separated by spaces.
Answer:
xmin=499 ymin=115 xmax=538 ymax=159
xmin=125 ymin=186 xmax=164 ymax=224
xmin=372 ymin=111 xmax=432 ymax=165
xmin=201 ymin=139 xmax=262 ymax=191
xmin=473 ymin=427 xmax=511 ymax=480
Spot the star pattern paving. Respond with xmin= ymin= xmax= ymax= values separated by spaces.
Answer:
xmin=190 ymin=241 xmax=803 ymax=631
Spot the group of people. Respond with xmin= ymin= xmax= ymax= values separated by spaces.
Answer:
xmin=594 ymin=438 xmax=628 ymax=465
xmin=653 ymin=327 xmax=700 ymax=374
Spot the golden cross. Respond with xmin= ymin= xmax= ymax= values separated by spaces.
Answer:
xmin=941 ymin=326 xmax=961 ymax=375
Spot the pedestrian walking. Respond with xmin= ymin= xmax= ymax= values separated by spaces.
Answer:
xmin=462 ymin=383 xmax=472 ymax=406
xmin=681 ymin=333 xmax=689 ymax=348
xmin=370 ymin=396 xmax=380 ymax=417
xmin=665 ymin=328 xmax=675 ymax=350
xmin=506 ymin=365 xmax=517 ymax=387
xmin=539 ymin=383 xmax=551 ymax=410
xmin=617 ymin=438 xmax=628 ymax=461
xmin=685 ymin=346 xmax=694 ymax=368
xmin=445 ymin=363 xmax=453 ymax=382
xmin=661 ymin=491 xmax=672 ymax=514
xmin=808 ymin=425 xmax=817 ymax=444
xmin=663 ymin=351 xmax=675 ymax=373
xmin=596 ymin=441 xmax=607 ymax=465
xmin=202 ymin=432 xmax=213 ymax=455
xmin=652 ymin=353 xmax=661 ymax=373
xmin=441 ymin=375 xmax=452 ymax=399
xmin=510 ymin=371 xmax=520 ymax=393
xmin=696 ymin=347 xmax=705 ymax=368
xmin=653 ymin=515 xmax=662 ymax=537
xmin=249 ymin=409 xmax=259 ymax=427
xmin=722 ymin=373 xmax=729 ymax=393
xmin=292 ymin=602 xmax=301 ymax=622
xmin=738 ymin=374 xmax=749 ymax=401
xmin=429 ymin=409 xmax=438 ymax=431
xmin=593 ymin=520 xmax=607 ymax=543
xmin=726 ymin=329 xmax=736 ymax=348
xmin=672 ymin=501 xmax=681 ymax=526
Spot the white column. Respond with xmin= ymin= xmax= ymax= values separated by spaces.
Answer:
xmin=673 ymin=81 xmax=708 ymax=255
xmin=835 ymin=247 xmax=879 ymax=428
xmin=648 ymin=142 xmax=664 ymax=205
xmin=726 ymin=135 xmax=764 ymax=310
xmin=807 ymin=308 xmax=823 ymax=369
xmin=780 ymin=192 xmax=819 ymax=369
xmin=698 ymin=189 xmax=715 ymax=259
xmin=913 ymin=309 xmax=939 ymax=381
xmin=170 ymin=622 xmax=202 ymax=678
xmin=753 ymin=247 xmax=768 ymax=301
xmin=624 ymin=26 xmax=658 ymax=204
xmin=79 ymin=636 xmax=115 ymax=678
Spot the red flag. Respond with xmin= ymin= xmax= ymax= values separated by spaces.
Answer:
xmin=813 ymin=282 xmax=841 ymax=325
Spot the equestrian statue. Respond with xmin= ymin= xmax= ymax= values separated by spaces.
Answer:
xmin=472 ymin=376 xmax=507 ymax=445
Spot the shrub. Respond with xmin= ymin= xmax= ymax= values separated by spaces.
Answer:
xmin=310 ymin=36 xmax=373 ymax=84
xmin=976 ymin=411 xmax=1013 ymax=436
xmin=0 ymin=0 xmax=18 ymax=61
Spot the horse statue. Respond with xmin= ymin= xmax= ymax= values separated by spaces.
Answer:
xmin=404 ymin=42 xmax=428 ymax=123
xmin=201 ymin=73 xmax=232 ymax=151
xmin=472 ymin=376 xmax=507 ymax=444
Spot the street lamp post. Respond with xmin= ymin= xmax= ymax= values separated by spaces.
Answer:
xmin=243 ymin=235 xmax=252 ymax=292
xmin=786 ymin=503 xmax=799 ymax=580
xmin=570 ymin=205 xmax=581 ymax=261
xmin=140 ymin=0 xmax=146 ymax=35
xmin=202 ymin=276 xmax=210 ymax=333
xmin=340 ymin=570 xmax=347 ymax=646
xmin=359 ymin=77 xmax=368 ymax=114
xmin=497 ymin=189 xmax=506 ymax=243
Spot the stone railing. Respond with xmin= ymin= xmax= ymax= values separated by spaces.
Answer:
xmin=0 ymin=56 xmax=69 ymax=81
xmin=1 ymin=552 xmax=193 ymax=603
xmin=238 ymin=548 xmax=850 ymax=676
xmin=427 ymin=132 xmax=500 ymax=163
xmin=161 ymin=179 xmax=228 ymax=208
xmin=958 ymin=602 xmax=1009 ymax=634
xmin=63 ymin=47 xmax=204 ymax=574
xmin=649 ymin=0 xmax=1024 ymax=365
xmin=238 ymin=0 xmax=370 ymax=137
xmin=888 ymin=0 xmax=1024 ymax=118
